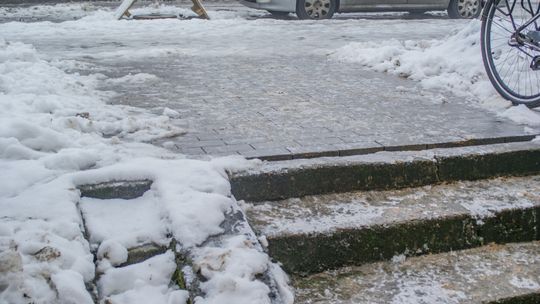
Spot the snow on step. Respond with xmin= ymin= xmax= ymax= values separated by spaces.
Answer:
xmin=79 ymin=194 xmax=169 ymax=250
xmin=294 ymin=242 xmax=540 ymax=304
xmin=245 ymin=175 xmax=540 ymax=274
xmin=247 ymin=176 xmax=540 ymax=237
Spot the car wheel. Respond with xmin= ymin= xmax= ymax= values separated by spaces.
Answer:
xmin=447 ymin=0 xmax=481 ymax=19
xmin=267 ymin=10 xmax=290 ymax=18
xmin=296 ymin=0 xmax=336 ymax=20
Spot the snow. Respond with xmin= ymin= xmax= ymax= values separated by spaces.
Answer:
xmin=331 ymin=20 xmax=540 ymax=127
xmin=499 ymin=104 xmax=540 ymax=127
xmin=98 ymin=251 xmax=177 ymax=298
xmin=390 ymin=278 xmax=467 ymax=304
xmin=248 ymin=198 xmax=387 ymax=236
xmin=51 ymin=270 xmax=95 ymax=304
xmin=509 ymin=276 xmax=540 ymax=290
xmin=193 ymin=235 xmax=277 ymax=304
xmin=1 ymin=2 xmax=538 ymax=302
xmin=96 ymin=240 xmax=129 ymax=266
xmin=81 ymin=194 xmax=169 ymax=248
xmin=0 ymin=21 xmax=286 ymax=304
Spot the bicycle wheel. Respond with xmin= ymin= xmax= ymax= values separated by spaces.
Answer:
xmin=481 ymin=0 xmax=540 ymax=108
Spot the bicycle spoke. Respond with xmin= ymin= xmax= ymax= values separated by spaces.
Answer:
xmin=485 ymin=0 xmax=540 ymax=102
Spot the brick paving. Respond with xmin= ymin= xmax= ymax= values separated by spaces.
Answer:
xmin=101 ymin=54 xmax=536 ymax=159
xmin=5 ymin=2 xmax=537 ymax=160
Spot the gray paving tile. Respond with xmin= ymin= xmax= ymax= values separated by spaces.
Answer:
xmin=178 ymin=147 xmax=206 ymax=155
xmin=100 ymin=51 xmax=533 ymax=160
xmin=178 ymin=139 xmax=225 ymax=149
xmin=202 ymin=144 xmax=255 ymax=154
xmin=243 ymin=148 xmax=293 ymax=161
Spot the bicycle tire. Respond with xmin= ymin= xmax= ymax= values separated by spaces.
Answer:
xmin=481 ymin=0 xmax=540 ymax=108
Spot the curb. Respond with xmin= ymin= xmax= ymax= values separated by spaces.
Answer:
xmin=230 ymin=142 xmax=540 ymax=202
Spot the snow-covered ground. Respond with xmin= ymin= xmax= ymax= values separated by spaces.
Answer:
xmin=1 ymin=2 xmax=539 ymax=303
xmin=0 ymin=7 xmax=292 ymax=303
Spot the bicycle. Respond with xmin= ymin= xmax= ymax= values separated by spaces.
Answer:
xmin=481 ymin=0 xmax=540 ymax=108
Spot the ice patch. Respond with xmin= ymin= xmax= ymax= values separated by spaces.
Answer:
xmin=391 ymin=279 xmax=467 ymax=304
xmin=107 ymin=73 xmax=159 ymax=84
xmin=509 ymin=276 xmax=540 ymax=290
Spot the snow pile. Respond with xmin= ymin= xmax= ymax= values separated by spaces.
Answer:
xmin=331 ymin=21 xmax=492 ymax=99
xmin=0 ymin=3 xmax=99 ymax=21
xmin=331 ymin=20 xmax=540 ymax=125
xmin=0 ymin=38 xmax=289 ymax=303
xmin=193 ymin=235 xmax=273 ymax=304
xmin=98 ymin=251 xmax=188 ymax=303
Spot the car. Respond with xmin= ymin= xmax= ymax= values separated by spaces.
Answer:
xmin=240 ymin=0 xmax=481 ymax=19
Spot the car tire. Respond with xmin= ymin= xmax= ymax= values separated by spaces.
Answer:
xmin=447 ymin=0 xmax=481 ymax=18
xmin=296 ymin=0 xmax=336 ymax=20
xmin=267 ymin=10 xmax=290 ymax=18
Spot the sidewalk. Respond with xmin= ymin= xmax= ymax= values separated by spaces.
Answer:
xmin=2 ymin=3 xmax=538 ymax=161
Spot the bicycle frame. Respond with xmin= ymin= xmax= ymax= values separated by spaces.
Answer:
xmin=486 ymin=0 xmax=540 ymax=51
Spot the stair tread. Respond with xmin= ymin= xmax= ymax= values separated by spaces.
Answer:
xmin=247 ymin=176 xmax=540 ymax=238
xmin=231 ymin=141 xmax=540 ymax=202
xmin=234 ymin=141 xmax=540 ymax=176
xmin=294 ymin=241 xmax=540 ymax=304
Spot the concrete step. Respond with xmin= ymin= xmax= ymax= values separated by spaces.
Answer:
xmin=230 ymin=141 xmax=540 ymax=202
xmin=294 ymin=241 xmax=540 ymax=304
xmin=245 ymin=175 xmax=540 ymax=275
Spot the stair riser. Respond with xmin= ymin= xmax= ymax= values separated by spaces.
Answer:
xmin=231 ymin=148 xmax=540 ymax=202
xmin=265 ymin=206 xmax=540 ymax=275
xmin=487 ymin=293 xmax=540 ymax=304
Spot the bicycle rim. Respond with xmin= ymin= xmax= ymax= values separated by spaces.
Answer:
xmin=481 ymin=0 xmax=540 ymax=107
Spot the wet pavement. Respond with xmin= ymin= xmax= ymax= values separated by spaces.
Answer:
xmin=2 ymin=1 xmax=538 ymax=159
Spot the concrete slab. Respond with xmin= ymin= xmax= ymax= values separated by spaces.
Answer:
xmin=294 ymin=242 xmax=540 ymax=304
xmin=230 ymin=141 xmax=540 ymax=202
xmin=245 ymin=175 xmax=540 ymax=274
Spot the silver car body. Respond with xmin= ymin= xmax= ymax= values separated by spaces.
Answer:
xmin=240 ymin=0 xmax=451 ymax=13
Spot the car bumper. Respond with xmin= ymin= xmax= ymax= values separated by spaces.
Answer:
xmin=239 ymin=0 xmax=296 ymax=13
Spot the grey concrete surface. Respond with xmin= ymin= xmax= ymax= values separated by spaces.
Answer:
xmin=294 ymin=241 xmax=540 ymax=304
xmin=104 ymin=54 xmax=536 ymax=159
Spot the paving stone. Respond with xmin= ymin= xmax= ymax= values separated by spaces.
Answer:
xmin=202 ymin=144 xmax=255 ymax=154
xmin=286 ymin=145 xmax=340 ymax=159
xmin=243 ymin=148 xmax=293 ymax=161
xmin=375 ymin=134 xmax=466 ymax=151
xmin=178 ymin=147 xmax=206 ymax=155
xmin=55 ymin=17 xmax=540 ymax=160
xmin=223 ymin=137 xmax=269 ymax=145
xmin=294 ymin=137 xmax=345 ymax=146
xmin=251 ymin=141 xmax=301 ymax=150
xmin=178 ymin=139 xmax=225 ymax=149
